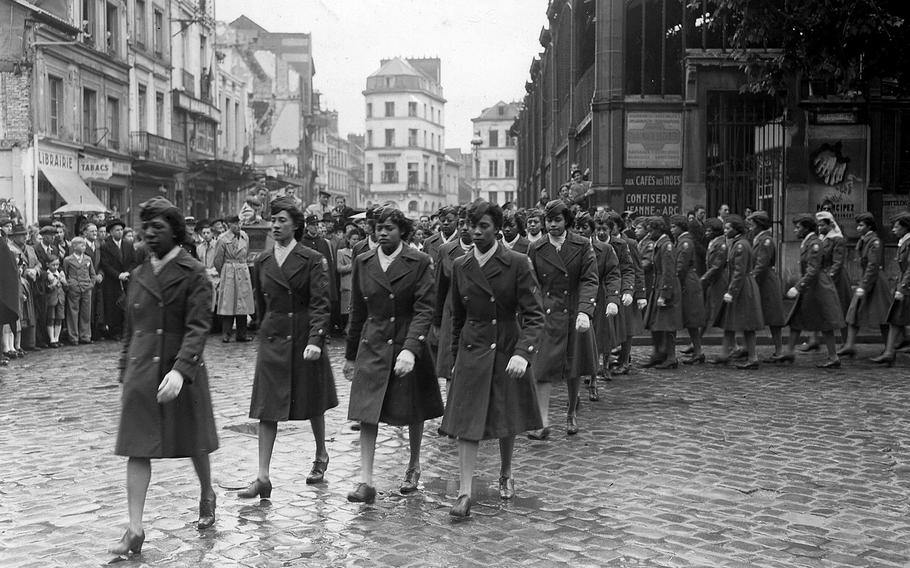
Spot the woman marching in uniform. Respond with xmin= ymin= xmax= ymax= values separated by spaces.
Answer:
xmin=237 ymin=197 xmax=338 ymax=500
xmin=439 ymin=201 xmax=546 ymax=517
xmin=839 ymin=213 xmax=892 ymax=357
xmin=746 ymin=211 xmax=787 ymax=360
xmin=527 ymin=200 xmax=599 ymax=438
xmin=343 ymin=207 xmax=443 ymax=503
xmin=111 ymin=198 xmax=218 ymax=555
xmin=669 ymin=215 xmax=706 ymax=364
xmin=642 ymin=217 xmax=683 ymax=368
xmin=710 ymin=215 xmax=764 ymax=368
xmin=871 ymin=212 xmax=910 ymax=365
xmin=811 ymin=211 xmax=851 ymax=346
xmin=699 ymin=218 xmax=728 ymax=343
xmin=776 ymin=214 xmax=845 ymax=368
xmin=594 ymin=211 xmax=636 ymax=380
xmin=615 ymin=214 xmax=648 ymax=374
xmin=433 ymin=208 xmax=472 ymax=382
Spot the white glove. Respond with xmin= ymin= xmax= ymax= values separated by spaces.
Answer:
xmin=394 ymin=349 xmax=415 ymax=376
xmin=157 ymin=369 xmax=184 ymax=404
xmin=605 ymin=303 xmax=618 ymax=317
xmin=303 ymin=344 xmax=322 ymax=361
xmin=505 ymin=355 xmax=528 ymax=379
xmin=637 ymin=299 xmax=648 ymax=310
xmin=118 ymin=271 xmax=130 ymax=281
xmin=343 ymin=360 xmax=355 ymax=381
xmin=723 ymin=293 xmax=733 ymax=303
xmin=854 ymin=287 xmax=865 ymax=298
xmin=575 ymin=312 xmax=590 ymax=332
xmin=621 ymin=293 xmax=633 ymax=307
xmin=657 ymin=296 xmax=667 ymax=307
xmin=786 ymin=287 xmax=799 ymax=299
xmin=896 ymin=291 xmax=905 ymax=301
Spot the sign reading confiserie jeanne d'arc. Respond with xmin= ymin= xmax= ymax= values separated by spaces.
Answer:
xmin=623 ymin=170 xmax=682 ymax=216
xmin=624 ymin=111 xmax=683 ymax=169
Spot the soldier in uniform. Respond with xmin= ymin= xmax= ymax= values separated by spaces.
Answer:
xmin=433 ymin=208 xmax=473 ymax=382
xmin=501 ymin=209 xmax=531 ymax=254
xmin=422 ymin=205 xmax=459 ymax=263
xmin=746 ymin=211 xmax=787 ymax=360
xmin=642 ymin=217 xmax=682 ymax=369
xmin=670 ymin=215 xmax=706 ymax=364
xmin=594 ymin=211 xmax=638 ymax=378
xmin=699 ymin=218 xmax=728 ymax=345
xmin=527 ymin=200 xmax=598 ymax=438
xmin=775 ymin=214 xmax=845 ymax=368
xmin=839 ymin=213 xmax=892 ymax=357
xmin=871 ymin=212 xmax=910 ymax=365
xmin=801 ymin=211 xmax=850 ymax=349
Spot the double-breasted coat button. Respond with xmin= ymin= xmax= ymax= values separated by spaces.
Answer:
xmin=563 ymin=309 xmax=568 ymax=313
xmin=491 ymin=319 xmax=497 ymax=325
xmin=286 ymin=335 xmax=292 ymax=340
xmin=387 ymin=339 xmax=393 ymax=344
xmin=156 ymin=329 xmax=163 ymax=335
xmin=152 ymin=356 xmax=160 ymax=362
xmin=490 ymin=343 xmax=496 ymax=350
xmin=288 ymin=312 xmax=293 ymax=317
xmin=490 ymin=297 xmax=495 ymax=302
xmin=134 ymin=303 xmax=140 ymax=309
xmin=418 ymin=335 xmax=425 ymax=341
xmin=157 ymin=302 xmax=164 ymax=307
xmin=389 ymin=293 xmax=395 ymax=299
xmin=390 ymin=316 xmax=396 ymax=323
xmin=546 ymin=308 xmax=552 ymax=314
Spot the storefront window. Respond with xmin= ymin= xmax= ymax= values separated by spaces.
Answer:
xmin=625 ymin=0 xmax=683 ymax=96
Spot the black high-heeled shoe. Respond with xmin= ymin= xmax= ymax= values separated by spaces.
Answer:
xmin=736 ymin=360 xmax=760 ymax=370
xmin=770 ymin=353 xmax=795 ymax=364
xmin=566 ymin=414 xmax=579 ymax=435
xmin=498 ymin=476 xmax=515 ymax=500
xmin=347 ymin=482 xmax=376 ymax=504
xmin=450 ymin=494 xmax=472 ymax=517
xmin=682 ymin=353 xmax=705 ymax=365
xmin=197 ymin=494 xmax=216 ymax=530
xmin=110 ymin=528 xmax=145 ymax=556
xmin=588 ymin=381 xmax=599 ymax=401
xmin=237 ymin=477 xmax=272 ymax=499
xmin=816 ymin=359 xmax=841 ymax=369
xmin=654 ymin=359 xmax=678 ymax=369
xmin=306 ymin=456 xmax=329 ymax=485
xmin=836 ymin=346 xmax=856 ymax=358
xmin=870 ymin=352 xmax=896 ymax=366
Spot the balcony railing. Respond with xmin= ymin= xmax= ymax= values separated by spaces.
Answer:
xmin=130 ymin=131 xmax=187 ymax=169
xmin=182 ymin=69 xmax=195 ymax=97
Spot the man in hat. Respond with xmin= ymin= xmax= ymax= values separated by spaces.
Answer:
xmin=300 ymin=213 xmax=339 ymax=330
xmin=306 ymin=190 xmax=333 ymax=220
xmin=81 ymin=222 xmax=105 ymax=340
xmin=99 ymin=218 xmax=137 ymax=340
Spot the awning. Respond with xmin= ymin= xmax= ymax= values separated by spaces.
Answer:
xmin=41 ymin=167 xmax=108 ymax=214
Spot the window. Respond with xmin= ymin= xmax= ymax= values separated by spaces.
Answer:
xmin=134 ymin=0 xmax=146 ymax=47
xmin=431 ymin=133 xmax=435 ymax=149
xmin=47 ymin=76 xmax=62 ymax=136
xmin=384 ymin=128 xmax=395 ymax=147
xmin=82 ymin=88 xmax=97 ymax=144
xmin=366 ymin=130 xmax=373 ymax=147
xmin=382 ymin=162 xmax=398 ymax=184
xmin=106 ymin=2 xmax=119 ymax=55
xmin=504 ymin=191 xmax=514 ymax=203
xmin=624 ymin=0 xmax=683 ymax=95
xmin=407 ymin=162 xmax=419 ymax=188
xmin=489 ymin=129 xmax=499 ymax=147
xmin=488 ymin=160 xmax=498 ymax=177
xmin=505 ymin=159 xmax=515 ymax=177
xmin=505 ymin=133 xmax=516 ymax=147
xmin=137 ymin=84 xmax=147 ymax=130
xmin=106 ymin=97 xmax=120 ymax=150
xmin=385 ymin=101 xmax=394 ymax=117
xmin=81 ymin=0 xmax=95 ymax=46
xmin=408 ymin=129 xmax=418 ymax=147
xmin=366 ymin=103 xmax=372 ymax=118
xmin=155 ymin=91 xmax=165 ymax=134
xmin=488 ymin=191 xmax=497 ymax=203
xmin=408 ymin=101 xmax=417 ymax=117
xmin=153 ymin=8 xmax=163 ymax=56
xmin=367 ymin=163 xmax=373 ymax=184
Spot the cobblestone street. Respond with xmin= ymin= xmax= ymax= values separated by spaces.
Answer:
xmin=1 ymin=339 xmax=910 ymax=567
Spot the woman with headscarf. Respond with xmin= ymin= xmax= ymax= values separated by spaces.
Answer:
xmin=839 ymin=213 xmax=891 ymax=357
xmin=774 ymin=214 xmax=845 ymax=368
xmin=237 ymin=197 xmax=338 ymax=500
xmin=710 ymin=215 xmax=764 ymax=368
xmin=527 ymin=200 xmax=599 ymax=438
xmin=439 ymin=201 xmax=545 ymax=517
xmin=800 ymin=211 xmax=851 ymax=350
xmin=343 ymin=207 xmax=443 ymax=504
xmin=871 ymin=212 xmax=910 ymax=365
xmin=746 ymin=211 xmax=787 ymax=360
xmin=642 ymin=216 xmax=683 ymax=369
xmin=110 ymin=198 xmax=218 ymax=556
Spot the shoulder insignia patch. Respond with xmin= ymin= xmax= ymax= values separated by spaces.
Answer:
xmin=666 ymin=244 xmax=673 ymax=251
xmin=737 ymin=243 xmax=744 ymax=250
xmin=812 ymin=243 xmax=820 ymax=251
xmin=721 ymin=244 xmax=727 ymax=249
xmin=682 ymin=242 xmax=690 ymax=249
xmin=764 ymin=239 xmax=771 ymax=246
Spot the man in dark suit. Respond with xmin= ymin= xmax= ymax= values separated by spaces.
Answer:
xmin=99 ymin=218 xmax=136 ymax=340
xmin=82 ymin=222 xmax=105 ymax=340
xmin=300 ymin=214 xmax=338 ymax=332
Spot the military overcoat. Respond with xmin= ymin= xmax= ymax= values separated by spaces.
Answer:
xmin=249 ymin=243 xmax=338 ymax=421
xmin=115 ymin=249 xmax=218 ymax=458
xmin=750 ymin=229 xmax=787 ymax=327
xmin=716 ymin=234 xmax=764 ymax=331
xmin=821 ymin=234 xmax=852 ymax=313
xmin=845 ymin=231 xmax=892 ymax=327
xmin=433 ymin=240 xmax=470 ymax=379
xmin=644 ymin=234 xmax=683 ymax=331
xmin=700 ymin=235 xmax=728 ymax=329
xmin=885 ymin=236 xmax=910 ymax=326
xmin=591 ymin=239 xmax=622 ymax=355
xmin=675 ymin=232 xmax=706 ymax=329
xmin=786 ymin=233 xmax=846 ymax=331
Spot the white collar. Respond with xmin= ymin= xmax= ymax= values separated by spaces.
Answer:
xmin=368 ymin=237 xmax=379 ymax=250
xmin=548 ymin=232 xmax=566 ymax=250
xmin=458 ymin=239 xmax=472 ymax=252
xmin=441 ymin=230 xmax=456 ymax=244
xmin=503 ymin=234 xmax=520 ymax=249
xmin=273 ymin=239 xmax=296 ymax=267
xmin=149 ymin=246 xmax=181 ymax=275
xmin=473 ymin=240 xmax=498 ymax=267
xmin=899 ymin=233 xmax=910 ymax=248
xmin=801 ymin=233 xmax=815 ymax=248
xmin=527 ymin=231 xmax=542 ymax=242
xmin=377 ymin=242 xmax=404 ymax=271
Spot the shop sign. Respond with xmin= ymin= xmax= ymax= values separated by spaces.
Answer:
xmin=625 ymin=111 xmax=682 ymax=169
xmin=79 ymin=158 xmax=113 ymax=180
xmin=882 ymin=194 xmax=910 ymax=225
xmin=807 ymin=124 xmax=869 ymax=239
xmin=622 ymin=170 xmax=682 ymax=216
xmin=112 ymin=160 xmax=132 ymax=176
xmin=37 ymin=148 xmax=77 ymax=171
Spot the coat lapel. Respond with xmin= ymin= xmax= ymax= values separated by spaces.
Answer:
xmin=560 ymin=236 xmax=583 ymax=267
xmin=136 ymin=263 xmax=162 ymax=301
xmin=365 ymin=252 xmax=394 ymax=292
xmin=281 ymin=244 xmax=308 ymax=284
xmin=261 ymin=249 xmax=290 ymax=290
xmin=386 ymin=251 xmax=413 ymax=286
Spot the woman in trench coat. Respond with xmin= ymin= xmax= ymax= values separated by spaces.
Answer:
xmin=839 ymin=213 xmax=892 ymax=357
xmin=643 ymin=216 xmax=683 ymax=368
xmin=776 ymin=214 xmax=845 ymax=368
xmin=343 ymin=207 xmax=443 ymax=504
xmin=111 ymin=197 xmax=218 ymax=556
xmin=213 ymin=215 xmax=254 ymax=342
xmin=527 ymin=200 xmax=599 ymax=439
xmin=871 ymin=212 xmax=910 ymax=365
xmin=237 ymin=197 xmax=338 ymax=500
xmin=439 ymin=201 xmax=545 ymax=517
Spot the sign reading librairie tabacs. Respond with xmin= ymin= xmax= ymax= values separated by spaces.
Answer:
xmin=623 ymin=170 xmax=682 ymax=216
xmin=625 ymin=111 xmax=683 ymax=169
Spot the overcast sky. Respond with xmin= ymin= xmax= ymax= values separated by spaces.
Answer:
xmin=215 ymin=0 xmax=549 ymax=152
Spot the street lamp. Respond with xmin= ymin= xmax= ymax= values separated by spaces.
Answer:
xmin=470 ymin=132 xmax=483 ymax=203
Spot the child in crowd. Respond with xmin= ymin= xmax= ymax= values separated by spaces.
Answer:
xmin=45 ymin=256 xmax=66 ymax=347
xmin=63 ymin=236 xmax=96 ymax=344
